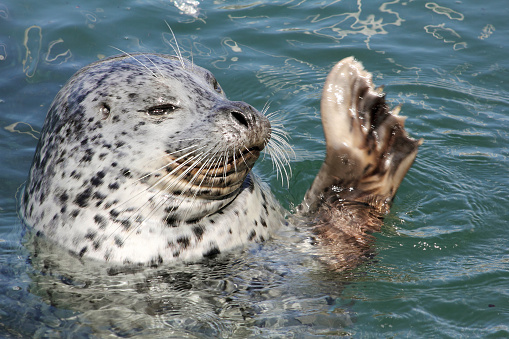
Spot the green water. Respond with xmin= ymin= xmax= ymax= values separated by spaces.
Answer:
xmin=0 ymin=0 xmax=507 ymax=337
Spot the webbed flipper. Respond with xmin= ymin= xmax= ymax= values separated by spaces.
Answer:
xmin=300 ymin=57 xmax=422 ymax=270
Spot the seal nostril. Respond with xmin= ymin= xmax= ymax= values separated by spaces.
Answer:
xmin=231 ymin=111 xmax=249 ymax=128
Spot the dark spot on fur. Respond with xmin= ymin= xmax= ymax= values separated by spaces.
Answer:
xmin=134 ymin=121 xmax=145 ymax=132
xmin=164 ymin=215 xmax=178 ymax=227
xmin=79 ymin=246 xmax=88 ymax=257
xmin=260 ymin=218 xmax=267 ymax=227
xmin=59 ymin=192 xmax=69 ymax=203
xmin=74 ymin=188 xmax=92 ymax=207
xmin=203 ymin=246 xmax=220 ymax=259
xmin=121 ymin=220 xmax=131 ymax=231
xmin=111 ymin=162 xmax=117 ymax=167
xmin=39 ymin=192 xmax=46 ymax=204
xmin=193 ymin=225 xmax=205 ymax=241
xmin=108 ymin=182 xmax=119 ymax=190
xmin=121 ymin=169 xmax=131 ymax=177
xmin=187 ymin=217 xmax=202 ymax=224
xmin=93 ymin=191 xmax=106 ymax=200
xmin=115 ymin=140 xmax=125 ymax=148
xmin=91 ymin=171 xmax=106 ymax=187
xmin=80 ymin=148 xmax=95 ymax=162
xmin=94 ymin=214 xmax=105 ymax=225
xmin=150 ymin=255 xmax=163 ymax=267
xmin=85 ymin=231 xmax=96 ymax=240
xmin=114 ymin=236 xmax=124 ymax=247
xmin=70 ymin=209 xmax=80 ymax=218
xmin=248 ymin=230 xmax=257 ymax=241
xmin=70 ymin=170 xmax=81 ymax=179
xmin=262 ymin=202 xmax=268 ymax=215
xmin=110 ymin=209 xmax=120 ymax=218
xmin=177 ymin=236 xmax=190 ymax=249
xmin=260 ymin=190 xmax=266 ymax=202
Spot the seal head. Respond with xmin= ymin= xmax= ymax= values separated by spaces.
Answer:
xmin=21 ymin=54 xmax=281 ymax=264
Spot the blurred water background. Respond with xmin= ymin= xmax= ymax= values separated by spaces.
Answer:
xmin=0 ymin=0 xmax=507 ymax=337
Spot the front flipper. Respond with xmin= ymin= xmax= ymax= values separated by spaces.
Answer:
xmin=300 ymin=57 xmax=422 ymax=270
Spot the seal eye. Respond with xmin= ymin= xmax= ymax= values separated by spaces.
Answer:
xmin=99 ymin=103 xmax=111 ymax=120
xmin=147 ymin=104 xmax=178 ymax=116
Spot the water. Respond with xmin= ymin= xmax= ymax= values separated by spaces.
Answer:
xmin=1 ymin=0 xmax=508 ymax=337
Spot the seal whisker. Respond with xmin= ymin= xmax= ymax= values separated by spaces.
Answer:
xmin=113 ymin=144 xmax=206 ymax=217
xmin=222 ymin=150 xmax=229 ymax=183
xmin=144 ymin=146 xmax=222 ymax=227
xmin=164 ymin=21 xmax=186 ymax=70
xmin=265 ymin=135 xmax=293 ymax=187
xmin=261 ymin=108 xmax=294 ymax=187
xmin=126 ymin=151 xmax=212 ymax=239
xmin=240 ymin=146 xmax=250 ymax=167
xmin=109 ymin=146 xmax=209 ymax=230
xmin=233 ymin=145 xmax=237 ymax=174
xmin=261 ymin=100 xmax=272 ymax=116
xmin=172 ymin=150 xmax=223 ymax=222
xmin=132 ymin=143 xmax=204 ymax=184
xmin=139 ymin=54 xmax=166 ymax=81
xmin=116 ymin=147 xmax=216 ymax=241
xmin=108 ymin=46 xmax=159 ymax=79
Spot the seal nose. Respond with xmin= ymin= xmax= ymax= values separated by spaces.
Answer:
xmin=218 ymin=101 xmax=258 ymax=129
xmin=214 ymin=101 xmax=271 ymax=150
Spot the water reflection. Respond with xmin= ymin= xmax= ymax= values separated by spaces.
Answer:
xmin=27 ymin=232 xmax=355 ymax=337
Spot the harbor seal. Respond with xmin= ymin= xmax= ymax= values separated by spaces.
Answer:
xmin=20 ymin=53 xmax=421 ymax=269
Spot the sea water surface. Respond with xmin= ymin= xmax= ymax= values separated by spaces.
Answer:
xmin=0 ymin=0 xmax=508 ymax=337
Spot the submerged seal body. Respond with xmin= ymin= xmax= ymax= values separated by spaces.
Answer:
xmin=21 ymin=53 xmax=421 ymax=268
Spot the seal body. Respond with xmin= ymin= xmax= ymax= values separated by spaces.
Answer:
xmin=21 ymin=54 xmax=283 ymax=264
xmin=21 ymin=54 xmax=421 ymax=268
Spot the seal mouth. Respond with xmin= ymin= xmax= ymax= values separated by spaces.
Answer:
xmin=162 ymin=146 xmax=262 ymax=199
